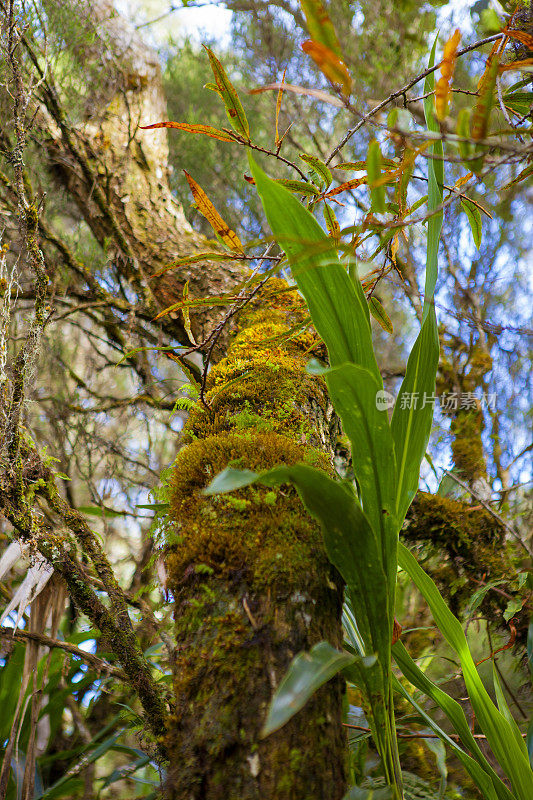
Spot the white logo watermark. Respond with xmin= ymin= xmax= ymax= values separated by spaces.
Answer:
xmin=375 ymin=391 xmax=496 ymax=412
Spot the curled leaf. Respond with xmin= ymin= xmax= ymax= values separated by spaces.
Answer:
xmin=300 ymin=153 xmax=332 ymax=188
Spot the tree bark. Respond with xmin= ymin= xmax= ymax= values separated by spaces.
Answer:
xmin=28 ymin=3 xmax=348 ymax=797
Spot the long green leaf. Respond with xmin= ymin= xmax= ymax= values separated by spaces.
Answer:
xmin=393 ymin=640 xmax=515 ymax=800
xmin=393 ymin=676 xmax=502 ymax=800
xmin=399 ymin=543 xmax=533 ymax=799
xmin=204 ymin=46 xmax=250 ymax=139
xmin=249 ymin=155 xmax=381 ymax=382
xmin=307 ymin=360 xmax=397 ymax=591
xmin=390 ymin=38 xmax=442 ymax=521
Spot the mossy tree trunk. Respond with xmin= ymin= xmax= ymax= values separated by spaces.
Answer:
xmin=165 ymin=285 xmax=346 ymax=799
xmin=29 ymin=5 xmax=348 ymax=797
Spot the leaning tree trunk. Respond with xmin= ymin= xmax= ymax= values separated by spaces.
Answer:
xmin=30 ymin=2 xmax=348 ymax=797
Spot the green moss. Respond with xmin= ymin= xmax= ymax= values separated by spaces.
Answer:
xmin=450 ymin=410 xmax=486 ymax=482
xmin=163 ymin=280 xmax=346 ymax=799
xmin=404 ymin=491 xmax=512 ymax=616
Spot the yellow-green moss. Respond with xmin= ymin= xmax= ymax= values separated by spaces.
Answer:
xmin=163 ymin=280 xmax=346 ymax=799
xmin=404 ymin=491 xmax=512 ymax=616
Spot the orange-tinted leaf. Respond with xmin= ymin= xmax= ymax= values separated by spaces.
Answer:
xmin=184 ymin=170 xmax=244 ymax=253
xmin=435 ymin=29 xmax=461 ymax=120
xmin=204 ymin=45 xmax=250 ymax=139
xmin=275 ymin=69 xmax=287 ymax=148
xmin=499 ymin=58 xmax=533 ymax=72
xmin=323 ymin=177 xmax=367 ymax=198
xmin=504 ymin=29 xmax=533 ymax=49
xmin=300 ymin=0 xmax=342 ymax=57
xmin=301 ymin=40 xmax=352 ymax=96
xmin=140 ymin=121 xmax=237 ymax=142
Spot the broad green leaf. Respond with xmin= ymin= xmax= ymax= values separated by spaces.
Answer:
xmin=300 ymin=0 xmax=343 ymax=57
xmin=300 ymin=153 xmax=332 ymax=188
xmin=204 ymin=46 xmax=250 ymax=139
xmin=461 ymin=198 xmax=482 ymax=249
xmin=391 ymin=38 xmax=442 ymax=522
xmin=249 ymin=155 xmax=381 ymax=382
xmin=368 ymin=296 xmax=393 ymax=334
xmin=261 ymin=641 xmax=356 ymax=737
xmin=399 ymin=543 xmax=533 ymax=800
xmin=306 ymin=360 xmax=397 ymax=587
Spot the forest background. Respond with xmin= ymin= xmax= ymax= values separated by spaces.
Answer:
xmin=0 ymin=0 xmax=531 ymax=798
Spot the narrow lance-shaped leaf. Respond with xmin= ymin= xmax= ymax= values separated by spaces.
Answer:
xmin=366 ymin=140 xmax=386 ymax=214
xmin=275 ymin=68 xmax=286 ymax=148
xmin=393 ymin=640 xmax=515 ymax=800
xmin=390 ymin=37 xmax=442 ymax=522
xmin=274 ymin=178 xmax=321 ymax=196
xmin=249 ymin=154 xmax=381 ymax=381
xmin=392 ymin=675 xmax=503 ymax=800
xmin=323 ymin=203 xmax=340 ymax=241
xmin=183 ymin=170 xmax=244 ymax=254
xmin=399 ymin=543 xmax=533 ymax=800
xmin=204 ymin=45 xmax=250 ymax=139
xmin=139 ymin=121 xmax=236 ymax=142
xmin=461 ymin=198 xmax=482 ymax=249
xmin=368 ymin=296 xmax=393 ymax=335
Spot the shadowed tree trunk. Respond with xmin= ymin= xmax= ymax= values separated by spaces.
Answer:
xmin=24 ymin=2 xmax=348 ymax=796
